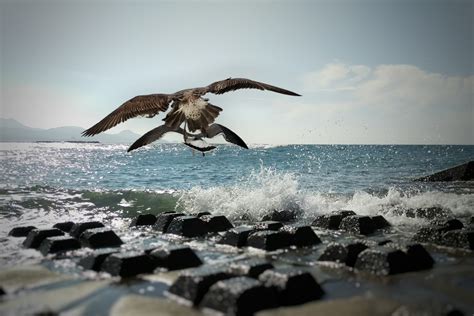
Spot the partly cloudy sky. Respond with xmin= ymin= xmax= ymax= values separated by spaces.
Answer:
xmin=1 ymin=0 xmax=472 ymax=144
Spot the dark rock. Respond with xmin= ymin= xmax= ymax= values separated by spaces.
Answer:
xmin=259 ymin=268 xmax=324 ymax=306
xmin=415 ymin=161 xmax=474 ymax=182
xmin=80 ymin=228 xmax=123 ymax=249
xmin=8 ymin=226 xmax=37 ymax=237
xmin=190 ymin=212 xmax=211 ymax=217
xmin=200 ymin=277 xmax=278 ymax=315
xmin=312 ymin=214 xmax=343 ymax=230
xmin=318 ymin=242 xmax=348 ymax=263
xmin=413 ymin=227 xmax=443 ymax=244
xmin=430 ymin=218 xmax=464 ymax=233
xmin=413 ymin=219 xmax=464 ymax=245
xmin=280 ymin=225 xmax=321 ymax=247
xmin=23 ymin=229 xmax=64 ymax=249
xmin=441 ymin=230 xmax=474 ymax=250
xmin=53 ymin=222 xmax=75 ymax=232
xmin=101 ymin=252 xmax=156 ymax=277
xmin=261 ymin=209 xmax=298 ymax=222
xmin=227 ymin=259 xmax=273 ymax=278
xmin=404 ymin=243 xmax=434 ymax=271
xmin=355 ymin=247 xmax=410 ymax=275
xmin=200 ymin=215 xmax=233 ymax=232
xmin=405 ymin=207 xmax=451 ymax=220
xmin=339 ymin=215 xmax=375 ymax=235
xmin=129 ymin=214 xmax=157 ymax=227
xmin=254 ymin=221 xmax=284 ymax=231
xmin=337 ymin=210 xmax=357 ymax=217
xmin=345 ymin=242 xmax=369 ymax=267
xmin=78 ymin=249 xmax=119 ymax=271
xmin=471 ymin=216 xmax=474 ymax=224
xmin=371 ymin=215 xmax=390 ymax=230
xmin=153 ymin=212 xmax=185 ymax=232
xmin=69 ymin=222 xmax=105 ymax=238
xmin=247 ymin=230 xmax=292 ymax=251
xmin=39 ymin=236 xmax=81 ymax=255
xmin=0 ymin=287 xmax=5 ymax=296
xmin=167 ymin=265 xmax=235 ymax=305
xmin=149 ymin=245 xmax=202 ymax=270
xmin=166 ymin=216 xmax=208 ymax=237
xmin=218 ymin=226 xmax=255 ymax=247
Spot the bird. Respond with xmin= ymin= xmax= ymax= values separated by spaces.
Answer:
xmin=81 ymin=77 xmax=301 ymax=138
xmin=127 ymin=123 xmax=249 ymax=156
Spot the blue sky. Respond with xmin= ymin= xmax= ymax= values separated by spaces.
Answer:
xmin=1 ymin=0 xmax=473 ymax=144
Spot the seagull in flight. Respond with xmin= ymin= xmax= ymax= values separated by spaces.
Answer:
xmin=82 ymin=77 xmax=300 ymax=134
xmin=127 ymin=123 xmax=248 ymax=156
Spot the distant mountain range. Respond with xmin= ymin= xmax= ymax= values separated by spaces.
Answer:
xmin=0 ymin=118 xmax=148 ymax=143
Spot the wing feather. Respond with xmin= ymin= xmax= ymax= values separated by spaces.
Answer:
xmin=205 ymin=124 xmax=248 ymax=149
xmin=205 ymin=78 xmax=301 ymax=96
xmin=127 ymin=125 xmax=184 ymax=152
xmin=82 ymin=94 xmax=171 ymax=136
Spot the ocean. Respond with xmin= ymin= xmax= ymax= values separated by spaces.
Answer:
xmin=1 ymin=142 xmax=473 ymax=264
xmin=1 ymin=142 xmax=474 ymax=314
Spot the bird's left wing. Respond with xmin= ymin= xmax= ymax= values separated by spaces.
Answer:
xmin=205 ymin=124 xmax=249 ymax=149
xmin=82 ymin=94 xmax=171 ymax=136
xmin=204 ymin=78 xmax=301 ymax=96
xmin=127 ymin=125 xmax=183 ymax=152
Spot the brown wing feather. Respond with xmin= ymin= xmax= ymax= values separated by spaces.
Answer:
xmin=82 ymin=94 xmax=171 ymax=136
xmin=205 ymin=78 xmax=301 ymax=96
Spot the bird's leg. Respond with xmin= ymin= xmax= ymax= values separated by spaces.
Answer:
xmin=183 ymin=121 xmax=188 ymax=142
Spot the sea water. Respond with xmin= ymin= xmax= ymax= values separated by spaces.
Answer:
xmin=0 ymin=142 xmax=473 ymax=265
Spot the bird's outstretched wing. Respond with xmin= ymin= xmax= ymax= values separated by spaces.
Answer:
xmin=205 ymin=124 xmax=249 ymax=149
xmin=127 ymin=125 xmax=184 ymax=152
xmin=82 ymin=94 xmax=171 ymax=136
xmin=205 ymin=78 xmax=301 ymax=96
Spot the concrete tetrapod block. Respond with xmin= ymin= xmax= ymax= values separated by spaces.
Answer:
xmin=227 ymin=259 xmax=274 ymax=278
xmin=441 ymin=230 xmax=474 ymax=250
xmin=8 ymin=226 xmax=37 ymax=237
xmin=354 ymin=247 xmax=411 ymax=275
xmin=80 ymin=227 xmax=123 ymax=249
xmin=318 ymin=242 xmax=348 ymax=263
xmin=371 ymin=215 xmax=391 ymax=230
xmin=153 ymin=212 xmax=185 ymax=232
xmin=53 ymin=221 xmax=75 ymax=232
xmin=78 ymin=249 xmax=119 ymax=271
xmin=254 ymin=221 xmax=284 ymax=231
xmin=101 ymin=252 xmax=157 ymax=277
xmin=261 ymin=209 xmax=298 ymax=222
xmin=413 ymin=218 xmax=465 ymax=245
xmin=339 ymin=215 xmax=375 ymax=235
xmin=258 ymin=268 xmax=324 ymax=306
xmin=69 ymin=221 xmax=105 ymax=238
xmin=218 ymin=226 xmax=255 ymax=248
xmin=129 ymin=214 xmax=157 ymax=227
xmin=200 ymin=215 xmax=233 ymax=232
xmin=167 ymin=265 xmax=235 ymax=305
xmin=247 ymin=230 xmax=292 ymax=251
xmin=39 ymin=236 xmax=81 ymax=255
xmin=166 ymin=216 xmax=208 ymax=237
xmin=23 ymin=229 xmax=65 ymax=249
xmin=280 ymin=225 xmax=321 ymax=247
xmin=200 ymin=277 xmax=278 ymax=316
xmin=149 ymin=245 xmax=202 ymax=270
xmin=345 ymin=242 xmax=370 ymax=267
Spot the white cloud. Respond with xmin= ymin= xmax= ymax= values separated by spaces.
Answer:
xmin=297 ymin=63 xmax=473 ymax=144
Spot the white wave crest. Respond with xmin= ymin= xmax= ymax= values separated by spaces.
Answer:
xmin=177 ymin=167 xmax=474 ymax=225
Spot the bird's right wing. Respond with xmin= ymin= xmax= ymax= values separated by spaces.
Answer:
xmin=205 ymin=124 xmax=249 ymax=149
xmin=82 ymin=94 xmax=171 ymax=136
xmin=128 ymin=125 xmax=183 ymax=152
